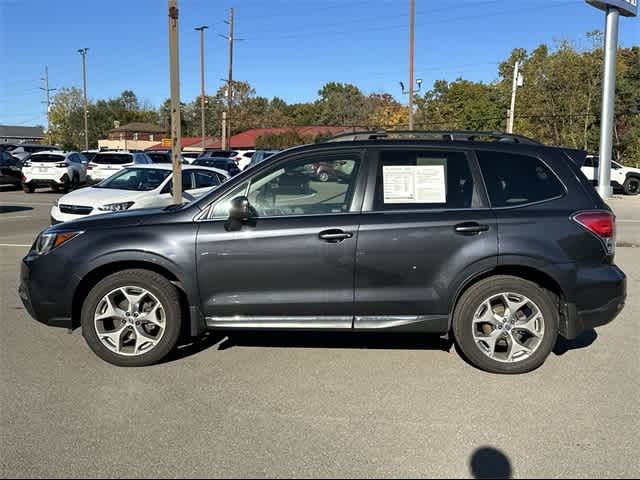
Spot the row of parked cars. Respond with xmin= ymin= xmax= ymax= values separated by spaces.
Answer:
xmin=0 ymin=143 xmax=281 ymax=225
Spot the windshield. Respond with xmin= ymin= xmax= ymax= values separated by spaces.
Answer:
xmin=30 ymin=154 xmax=65 ymax=163
xmin=92 ymin=154 xmax=134 ymax=165
xmin=95 ymin=168 xmax=171 ymax=191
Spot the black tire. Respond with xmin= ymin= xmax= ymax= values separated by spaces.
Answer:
xmin=22 ymin=183 xmax=35 ymax=193
xmin=623 ymin=176 xmax=640 ymax=196
xmin=452 ymin=275 xmax=558 ymax=374
xmin=60 ymin=175 xmax=70 ymax=193
xmin=71 ymin=173 xmax=79 ymax=190
xmin=81 ymin=269 xmax=182 ymax=367
xmin=51 ymin=184 xmax=60 ymax=192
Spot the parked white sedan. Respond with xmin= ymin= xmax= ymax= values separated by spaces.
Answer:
xmin=50 ymin=164 xmax=229 ymax=224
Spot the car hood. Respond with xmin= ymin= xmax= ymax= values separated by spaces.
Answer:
xmin=624 ymin=165 xmax=640 ymax=174
xmin=57 ymin=186 xmax=151 ymax=207
xmin=48 ymin=205 xmax=190 ymax=231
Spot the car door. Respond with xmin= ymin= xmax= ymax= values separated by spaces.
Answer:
xmin=158 ymin=170 xmax=194 ymax=205
xmin=195 ymin=150 xmax=366 ymax=327
xmin=353 ymin=148 xmax=498 ymax=330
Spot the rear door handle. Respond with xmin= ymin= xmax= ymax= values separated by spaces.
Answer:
xmin=454 ymin=222 xmax=490 ymax=235
xmin=318 ymin=229 xmax=353 ymax=243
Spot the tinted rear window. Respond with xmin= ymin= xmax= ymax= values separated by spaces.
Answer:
xmin=477 ymin=151 xmax=565 ymax=207
xmin=93 ymin=154 xmax=134 ymax=165
xmin=147 ymin=153 xmax=171 ymax=163
xmin=30 ymin=154 xmax=65 ymax=163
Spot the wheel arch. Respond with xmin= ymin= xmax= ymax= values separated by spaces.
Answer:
xmin=71 ymin=260 xmax=196 ymax=334
xmin=449 ymin=265 xmax=567 ymax=330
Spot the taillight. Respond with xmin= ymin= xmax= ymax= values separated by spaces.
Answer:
xmin=573 ymin=210 xmax=615 ymax=255
xmin=55 ymin=162 xmax=68 ymax=168
xmin=23 ymin=161 xmax=31 ymax=167
xmin=87 ymin=163 xmax=96 ymax=170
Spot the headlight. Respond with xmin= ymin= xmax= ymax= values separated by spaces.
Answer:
xmin=98 ymin=202 xmax=134 ymax=212
xmin=53 ymin=199 xmax=59 ymax=208
xmin=33 ymin=231 xmax=83 ymax=256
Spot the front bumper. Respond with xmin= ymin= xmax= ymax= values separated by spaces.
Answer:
xmin=19 ymin=254 xmax=76 ymax=329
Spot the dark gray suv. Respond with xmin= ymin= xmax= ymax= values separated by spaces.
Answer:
xmin=19 ymin=131 xmax=626 ymax=373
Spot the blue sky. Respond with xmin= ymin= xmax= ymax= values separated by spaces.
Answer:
xmin=1 ymin=0 xmax=638 ymax=126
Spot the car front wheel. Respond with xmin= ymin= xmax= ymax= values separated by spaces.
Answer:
xmin=452 ymin=275 xmax=558 ymax=374
xmin=81 ymin=269 xmax=182 ymax=366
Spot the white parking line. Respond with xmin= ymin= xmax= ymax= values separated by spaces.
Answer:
xmin=0 ymin=244 xmax=31 ymax=247
xmin=618 ymin=219 xmax=640 ymax=223
xmin=0 ymin=202 xmax=53 ymax=206
xmin=0 ymin=215 xmax=31 ymax=219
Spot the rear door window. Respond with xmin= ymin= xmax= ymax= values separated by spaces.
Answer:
xmin=194 ymin=170 xmax=221 ymax=189
xmin=477 ymin=151 xmax=565 ymax=208
xmin=374 ymin=150 xmax=476 ymax=210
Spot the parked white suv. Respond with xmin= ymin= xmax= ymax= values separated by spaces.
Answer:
xmin=233 ymin=150 xmax=255 ymax=171
xmin=50 ymin=164 xmax=229 ymax=224
xmin=581 ymin=155 xmax=640 ymax=195
xmin=21 ymin=151 xmax=88 ymax=193
xmin=87 ymin=151 xmax=152 ymax=183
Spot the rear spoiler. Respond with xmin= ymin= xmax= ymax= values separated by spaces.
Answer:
xmin=561 ymin=148 xmax=587 ymax=167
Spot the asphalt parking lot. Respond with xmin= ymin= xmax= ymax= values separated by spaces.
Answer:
xmin=1 ymin=187 xmax=639 ymax=478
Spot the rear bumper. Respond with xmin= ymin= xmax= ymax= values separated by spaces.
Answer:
xmin=562 ymin=264 xmax=626 ymax=339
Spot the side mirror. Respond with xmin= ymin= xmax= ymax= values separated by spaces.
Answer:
xmin=228 ymin=196 xmax=253 ymax=222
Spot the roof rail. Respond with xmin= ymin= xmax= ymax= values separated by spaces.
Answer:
xmin=325 ymin=129 xmax=541 ymax=145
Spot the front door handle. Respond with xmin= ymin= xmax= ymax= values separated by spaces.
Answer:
xmin=318 ymin=229 xmax=353 ymax=243
xmin=454 ymin=222 xmax=490 ymax=235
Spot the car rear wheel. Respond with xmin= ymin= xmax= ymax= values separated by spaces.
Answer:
xmin=452 ymin=275 xmax=558 ymax=374
xmin=318 ymin=171 xmax=330 ymax=182
xmin=22 ymin=183 xmax=34 ymax=193
xmin=623 ymin=177 xmax=640 ymax=195
xmin=81 ymin=269 xmax=182 ymax=366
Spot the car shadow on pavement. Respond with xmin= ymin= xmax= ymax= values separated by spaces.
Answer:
xmin=553 ymin=328 xmax=598 ymax=356
xmin=215 ymin=331 xmax=453 ymax=352
xmin=0 ymin=205 xmax=33 ymax=214
xmin=470 ymin=447 xmax=512 ymax=479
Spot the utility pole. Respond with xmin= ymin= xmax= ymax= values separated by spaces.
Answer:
xmin=221 ymin=111 xmax=227 ymax=151
xmin=40 ymin=66 xmax=56 ymax=144
xmin=195 ymin=25 xmax=208 ymax=151
xmin=408 ymin=0 xmax=415 ymax=131
xmin=507 ymin=60 xmax=522 ymax=134
xmin=168 ymin=0 xmax=182 ymax=204
xmin=78 ymin=48 xmax=89 ymax=150
xmin=224 ymin=8 xmax=234 ymax=149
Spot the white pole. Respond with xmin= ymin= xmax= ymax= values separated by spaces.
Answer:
xmin=507 ymin=60 xmax=520 ymax=134
xmin=597 ymin=7 xmax=620 ymax=199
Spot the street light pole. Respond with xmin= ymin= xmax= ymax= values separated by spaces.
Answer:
xmin=78 ymin=48 xmax=89 ymax=150
xmin=597 ymin=7 xmax=620 ymax=198
xmin=195 ymin=25 xmax=208 ymax=152
xmin=168 ymin=0 xmax=182 ymax=204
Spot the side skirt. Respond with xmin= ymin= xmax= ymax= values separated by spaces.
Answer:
xmin=205 ymin=315 xmax=449 ymax=333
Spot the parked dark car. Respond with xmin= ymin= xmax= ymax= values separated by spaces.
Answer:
xmin=197 ymin=149 xmax=238 ymax=160
xmin=0 ymin=150 xmax=23 ymax=188
xmin=20 ymin=131 xmax=626 ymax=373
xmin=192 ymin=157 xmax=241 ymax=176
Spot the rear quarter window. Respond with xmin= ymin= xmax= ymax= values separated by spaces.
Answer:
xmin=477 ymin=151 xmax=565 ymax=208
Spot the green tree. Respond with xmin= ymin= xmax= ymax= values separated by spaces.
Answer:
xmin=317 ymin=82 xmax=368 ymax=126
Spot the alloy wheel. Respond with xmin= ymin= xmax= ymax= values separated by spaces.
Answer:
xmin=471 ymin=292 xmax=545 ymax=363
xmin=93 ymin=286 xmax=166 ymax=356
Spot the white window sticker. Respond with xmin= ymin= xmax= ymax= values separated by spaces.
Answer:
xmin=383 ymin=165 xmax=446 ymax=204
